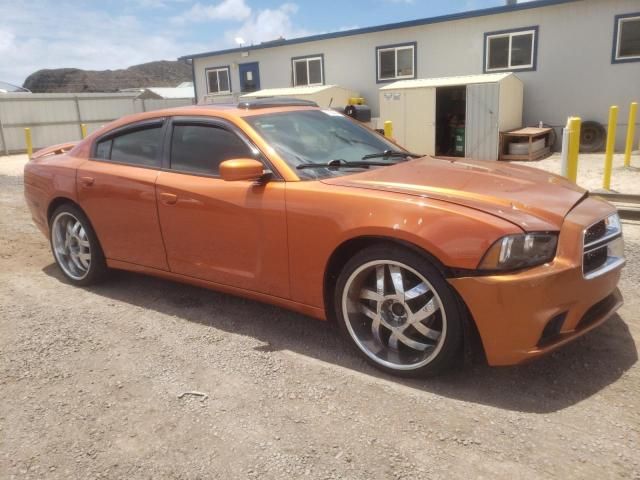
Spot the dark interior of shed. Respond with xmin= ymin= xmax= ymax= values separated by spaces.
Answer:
xmin=435 ymin=86 xmax=466 ymax=157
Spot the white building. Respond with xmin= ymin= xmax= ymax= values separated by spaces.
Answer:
xmin=180 ymin=0 xmax=640 ymax=149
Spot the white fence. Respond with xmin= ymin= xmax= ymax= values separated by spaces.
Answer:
xmin=0 ymin=93 xmax=194 ymax=154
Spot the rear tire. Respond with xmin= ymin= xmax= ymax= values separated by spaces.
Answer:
xmin=49 ymin=203 xmax=108 ymax=286
xmin=334 ymin=244 xmax=463 ymax=377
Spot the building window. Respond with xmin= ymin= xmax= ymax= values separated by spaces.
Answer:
xmin=376 ymin=43 xmax=416 ymax=82
xmin=206 ymin=66 xmax=231 ymax=95
xmin=292 ymin=55 xmax=324 ymax=86
xmin=484 ymin=27 xmax=538 ymax=72
xmin=613 ymin=13 xmax=640 ymax=63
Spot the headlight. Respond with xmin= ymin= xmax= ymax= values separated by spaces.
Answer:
xmin=478 ymin=233 xmax=558 ymax=271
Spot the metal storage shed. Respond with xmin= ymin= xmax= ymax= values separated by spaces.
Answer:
xmin=239 ymin=84 xmax=358 ymax=109
xmin=379 ymin=73 xmax=523 ymax=161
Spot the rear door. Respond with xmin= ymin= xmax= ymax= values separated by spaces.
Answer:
xmin=155 ymin=117 xmax=289 ymax=298
xmin=77 ymin=119 xmax=169 ymax=270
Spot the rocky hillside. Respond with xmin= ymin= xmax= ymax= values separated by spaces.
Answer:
xmin=22 ymin=60 xmax=192 ymax=93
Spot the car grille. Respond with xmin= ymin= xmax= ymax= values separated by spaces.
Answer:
xmin=582 ymin=214 xmax=625 ymax=279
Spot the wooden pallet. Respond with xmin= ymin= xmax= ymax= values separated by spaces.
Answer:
xmin=499 ymin=127 xmax=553 ymax=161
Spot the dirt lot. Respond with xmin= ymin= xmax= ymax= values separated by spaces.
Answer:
xmin=1 ymin=155 xmax=639 ymax=479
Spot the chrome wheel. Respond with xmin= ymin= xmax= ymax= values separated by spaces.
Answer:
xmin=51 ymin=212 xmax=91 ymax=281
xmin=341 ymin=260 xmax=447 ymax=371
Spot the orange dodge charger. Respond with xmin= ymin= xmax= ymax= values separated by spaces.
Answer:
xmin=24 ymin=99 xmax=625 ymax=377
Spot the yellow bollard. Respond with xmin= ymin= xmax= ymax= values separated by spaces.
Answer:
xmin=24 ymin=128 xmax=33 ymax=158
xmin=383 ymin=120 xmax=393 ymax=139
xmin=603 ymin=106 xmax=618 ymax=190
xmin=566 ymin=117 xmax=581 ymax=183
xmin=80 ymin=123 xmax=88 ymax=139
xmin=624 ymin=102 xmax=637 ymax=167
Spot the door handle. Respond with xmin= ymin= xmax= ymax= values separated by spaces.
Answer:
xmin=160 ymin=192 xmax=178 ymax=205
xmin=79 ymin=176 xmax=95 ymax=187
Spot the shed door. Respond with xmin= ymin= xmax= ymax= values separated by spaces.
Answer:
xmin=404 ymin=87 xmax=436 ymax=156
xmin=465 ymin=83 xmax=499 ymax=160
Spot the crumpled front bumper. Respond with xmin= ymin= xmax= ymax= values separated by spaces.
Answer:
xmin=449 ymin=197 xmax=624 ymax=366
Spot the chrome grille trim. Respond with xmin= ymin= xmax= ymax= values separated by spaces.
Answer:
xmin=582 ymin=213 xmax=624 ymax=279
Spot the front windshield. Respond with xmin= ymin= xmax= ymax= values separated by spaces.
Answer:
xmin=245 ymin=109 xmax=406 ymax=179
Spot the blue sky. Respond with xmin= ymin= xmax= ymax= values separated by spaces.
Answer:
xmin=0 ymin=0 xmax=524 ymax=85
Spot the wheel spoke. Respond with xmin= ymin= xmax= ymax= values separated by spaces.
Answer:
xmin=371 ymin=314 xmax=383 ymax=345
xmin=389 ymin=264 xmax=404 ymax=296
xmin=69 ymin=253 xmax=84 ymax=271
xmin=360 ymin=304 xmax=378 ymax=321
xmin=360 ymin=288 xmax=382 ymax=302
xmin=411 ymin=297 xmax=440 ymax=323
xmin=376 ymin=265 xmax=385 ymax=295
xmin=78 ymin=253 xmax=91 ymax=269
xmin=410 ymin=321 xmax=441 ymax=341
xmin=389 ymin=331 xmax=429 ymax=351
xmin=404 ymin=282 xmax=429 ymax=300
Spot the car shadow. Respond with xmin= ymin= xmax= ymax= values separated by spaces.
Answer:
xmin=42 ymin=264 xmax=638 ymax=414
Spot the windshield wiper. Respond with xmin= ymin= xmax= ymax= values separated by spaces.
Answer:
xmin=296 ymin=158 xmax=402 ymax=170
xmin=361 ymin=149 xmax=422 ymax=160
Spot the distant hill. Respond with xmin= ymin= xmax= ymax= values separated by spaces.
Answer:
xmin=22 ymin=60 xmax=192 ymax=93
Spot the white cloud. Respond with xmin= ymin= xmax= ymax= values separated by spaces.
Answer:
xmin=0 ymin=0 xmax=314 ymax=86
xmin=225 ymin=3 xmax=311 ymax=46
xmin=171 ymin=0 xmax=252 ymax=24
xmin=0 ymin=1 xmax=208 ymax=86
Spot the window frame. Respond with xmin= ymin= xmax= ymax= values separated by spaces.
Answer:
xmin=375 ymin=42 xmax=417 ymax=83
xmin=483 ymin=26 xmax=538 ymax=73
xmin=612 ymin=12 xmax=640 ymax=64
xmin=291 ymin=54 xmax=324 ymax=87
xmin=90 ymin=118 xmax=166 ymax=170
xmin=205 ymin=66 xmax=232 ymax=95
xmin=161 ymin=116 xmax=280 ymax=180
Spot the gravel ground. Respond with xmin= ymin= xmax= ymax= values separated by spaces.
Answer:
xmin=514 ymin=152 xmax=640 ymax=194
xmin=0 ymin=155 xmax=639 ymax=479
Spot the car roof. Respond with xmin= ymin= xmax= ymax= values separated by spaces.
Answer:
xmin=145 ymin=102 xmax=322 ymax=119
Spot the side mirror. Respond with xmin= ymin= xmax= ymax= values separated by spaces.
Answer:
xmin=219 ymin=158 xmax=265 ymax=182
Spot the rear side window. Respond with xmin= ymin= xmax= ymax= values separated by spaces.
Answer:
xmin=170 ymin=124 xmax=252 ymax=175
xmin=94 ymin=125 xmax=163 ymax=167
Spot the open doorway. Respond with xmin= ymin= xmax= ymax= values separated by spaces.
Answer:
xmin=435 ymin=86 xmax=466 ymax=157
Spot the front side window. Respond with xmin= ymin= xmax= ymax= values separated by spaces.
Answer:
xmin=170 ymin=124 xmax=252 ymax=175
xmin=292 ymin=56 xmax=323 ymax=86
xmin=94 ymin=125 xmax=163 ymax=167
xmin=613 ymin=13 xmax=640 ymax=62
xmin=245 ymin=110 xmax=404 ymax=180
xmin=377 ymin=43 xmax=415 ymax=81
xmin=206 ymin=67 xmax=231 ymax=94
xmin=485 ymin=28 xmax=537 ymax=71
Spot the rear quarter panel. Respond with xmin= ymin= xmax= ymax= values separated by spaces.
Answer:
xmin=24 ymin=154 xmax=85 ymax=236
xmin=285 ymin=181 xmax=521 ymax=308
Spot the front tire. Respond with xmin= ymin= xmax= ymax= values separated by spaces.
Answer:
xmin=335 ymin=245 xmax=463 ymax=377
xmin=50 ymin=204 xmax=108 ymax=286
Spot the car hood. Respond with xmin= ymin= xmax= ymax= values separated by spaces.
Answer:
xmin=321 ymin=156 xmax=587 ymax=231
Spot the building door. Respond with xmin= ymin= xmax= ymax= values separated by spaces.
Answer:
xmin=239 ymin=62 xmax=260 ymax=93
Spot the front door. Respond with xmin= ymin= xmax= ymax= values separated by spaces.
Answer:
xmin=155 ymin=117 xmax=289 ymax=298
xmin=239 ymin=62 xmax=260 ymax=93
